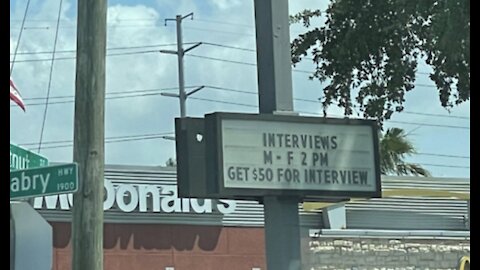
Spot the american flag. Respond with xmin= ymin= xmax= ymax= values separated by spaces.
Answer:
xmin=10 ymin=78 xmax=25 ymax=111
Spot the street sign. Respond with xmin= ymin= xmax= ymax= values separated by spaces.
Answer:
xmin=10 ymin=163 xmax=79 ymax=199
xmin=10 ymin=143 xmax=49 ymax=171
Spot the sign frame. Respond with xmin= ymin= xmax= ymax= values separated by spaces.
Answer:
xmin=205 ymin=112 xmax=382 ymax=199
xmin=175 ymin=117 xmax=209 ymax=199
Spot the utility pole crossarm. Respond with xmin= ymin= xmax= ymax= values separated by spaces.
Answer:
xmin=161 ymin=92 xmax=180 ymax=98
xmin=159 ymin=49 xmax=177 ymax=55
xmin=186 ymin=86 xmax=205 ymax=97
xmin=184 ymin=42 xmax=202 ymax=54
xmin=181 ymin=12 xmax=194 ymax=20
xmin=164 ymin=18 xmax=176 ymax=26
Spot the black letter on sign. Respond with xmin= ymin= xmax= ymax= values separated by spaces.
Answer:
xmin=264 ymin=151 xmax=273 ymax=165
xmin=287 ymin=151 xmax=294 ymax=165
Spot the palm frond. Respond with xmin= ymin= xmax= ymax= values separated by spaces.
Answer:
xmin=379 ymin=127 xmax=430 ymax=177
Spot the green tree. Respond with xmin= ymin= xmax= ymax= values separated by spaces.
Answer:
xmin=379 ymin=127 xmax=430 ymax=176
xmin=291 ymin=0 xmax=470 ymax=124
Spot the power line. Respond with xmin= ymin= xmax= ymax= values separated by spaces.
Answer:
xmin=185 ymin=54 xmax=459 ymax=79
xmin=10 ymin=23 xmax=167 ymax=30
xmin=19 ymin=133 xmax=470 ymax=170
xmin=188 ymin=54 xmax=256 ymax=66
xmin=9 ymin=43 xmax=185 ymax=56
xmin=22 ymin=86 xmax=182 ymax=101
xmin=10 ymin=49 xmax=163 ymax=63
xmin=185 ymin=96 xmax=470 ymax=130
xmin=38 ymin=0 xmax=63 ymax=153
xmin=20 ymin=132 xmax=175 ymax=146
xmin=11 ymin=49 xmax=456 ymax=93
xmin=206 ymin=86 xmax=257 ymax=95
xmin=202 ymin=42 xmax=255 ymax=52
xmin=11 ymin=21 xmax=256 ymax=33
xmin=187 ymin=53 xmax=312 ymax=74
xmin=189 ymin=96 xmax=258 ymax=108
xmin=17 ymin=85 xmax=276 ymax=105
xmin=10 ymin=44 xmax=459 ymax=91
xmin=193 ymin=18 xmax=254 ymax=28
xmin=10 ymin=18 xmax=154 ymax=23
xmin=294 ymin=98 xmax=320 ymax=104
xmin=183 ymin=26 xmax=255 ymax=36
xmin=186 ymin=44 xmax=458 ymax=86
xmin=401 ymin=111 xmax=469 ymax=120
xmin=15 ymin=86 xmax=198 ymax=106
xmin=11 ymin=17 xmax=256 ymax=28
xmin=20 ymin=132 xmax=175 ymax=150
xmin=416 ymin=153 xmax=470 ymax=159
xmin=8 ymin=56 xmax=459 ymax=93
xmin=10 ymin=0 xmax=31 ymax=76
xmin=5 ymin=41 xmax=467 ymax=89
xmin=11 ymin=56 xmax=75 ymax=63
xmin=294 ymin=110 xmax=470 ymax=130
xmin=13 ymin=85 xmax=469 ymax=124
xmin=416 ymin=163 xmax=470 ymax=169
xmin=11 ymin=17 xmax=255 ymax=29
xmin=386 ymin=120 xmax=469 ymax=130
xmin=11 ymin=11 xmax=325 ymax=29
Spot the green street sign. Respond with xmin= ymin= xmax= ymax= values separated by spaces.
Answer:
xmin=10 ymin=163 xmax=79 ymax=199
xmin=10 ymin=143 xmax=49 ymax=171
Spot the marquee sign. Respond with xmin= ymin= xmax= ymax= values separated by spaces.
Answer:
xmin=203 ymin=113 xmax=381 ymax=199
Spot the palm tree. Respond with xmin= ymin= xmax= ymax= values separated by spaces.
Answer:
xmin=379 ymin=127 xmax=430 ymax=177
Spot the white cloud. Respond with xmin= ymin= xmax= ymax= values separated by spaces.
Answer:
xmin=108 ymin=4 xmax=159 ymax=23
xmin=208 ymin=0 xmax=242 ymax=10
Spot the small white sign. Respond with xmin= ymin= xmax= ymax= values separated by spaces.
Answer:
xmin=220 ymin=118 xmax=378 ymax=193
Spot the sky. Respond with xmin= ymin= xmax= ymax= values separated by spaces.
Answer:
xmin=10 ymin=0 xmax=470 ymax=178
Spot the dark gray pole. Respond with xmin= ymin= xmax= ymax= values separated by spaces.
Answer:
xmin=175 ymin=15 xmax=187 ymax=118
xmin=254 ymin=0 xmax=294 ymax=114
xmin=253 ymin=0 xmax=301 ymax=269
xmin=71 ymin=0 xmax=107 ymax=269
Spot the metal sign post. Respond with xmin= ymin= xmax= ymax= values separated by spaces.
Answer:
xmin=253 ymin=0 xmax=300 ymax=269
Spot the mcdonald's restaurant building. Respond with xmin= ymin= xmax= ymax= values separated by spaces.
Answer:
xmin=33 ymin=164 xmax=469 ymax=270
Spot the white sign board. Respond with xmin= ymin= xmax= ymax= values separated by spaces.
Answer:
xmin=206 ymin=113 xmax=381 ymax=198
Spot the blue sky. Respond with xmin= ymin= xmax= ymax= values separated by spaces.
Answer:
xmin=10 ymin=0 xmax=470 ymax=178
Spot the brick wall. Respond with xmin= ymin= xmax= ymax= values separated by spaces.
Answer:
xmin=303 ymin=238 xmax=470 ymax=270
xmin=51 ymin=222 xmax=266 ymax=270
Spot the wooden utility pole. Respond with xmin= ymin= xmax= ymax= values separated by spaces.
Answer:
xmin=71 ymin=0 xmax=107 ymax=269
